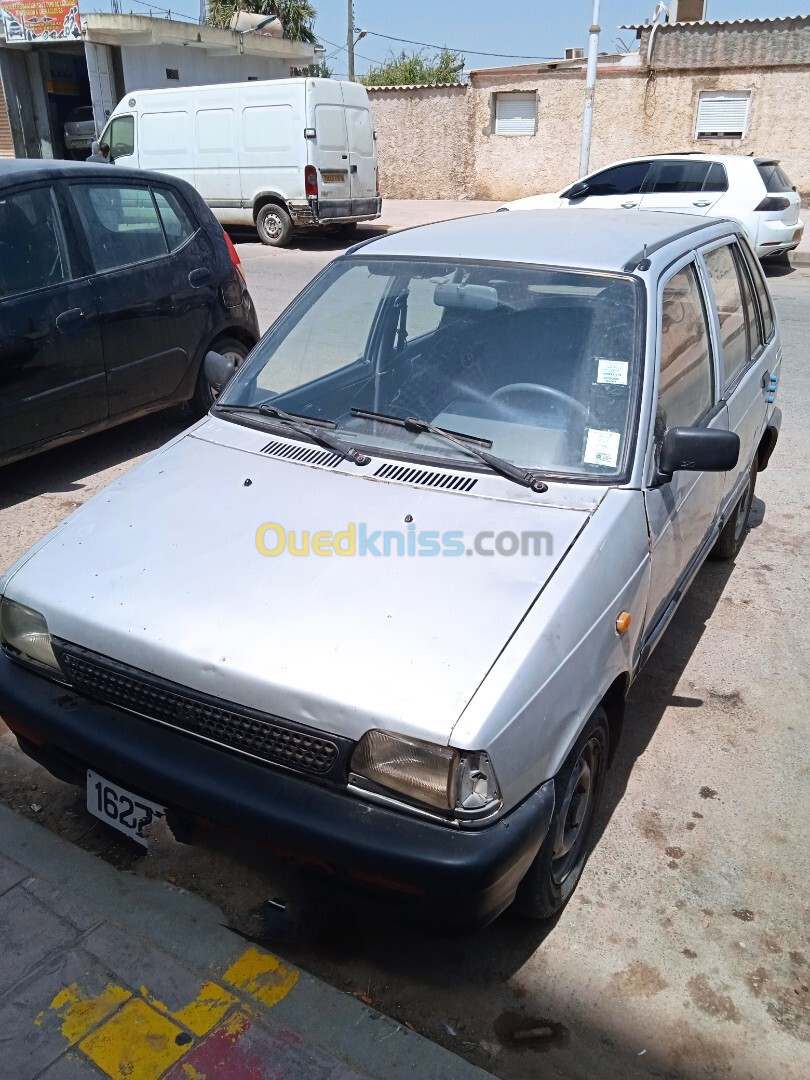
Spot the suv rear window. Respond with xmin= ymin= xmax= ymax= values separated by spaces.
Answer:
xmin=756 ymin=162 xmax=795 ymax=193
xmin=68 ymin=107 xmax=94 ymax=123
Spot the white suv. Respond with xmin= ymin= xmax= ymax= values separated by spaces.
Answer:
xmin=498 ymin=154 xmax=804 ymax=261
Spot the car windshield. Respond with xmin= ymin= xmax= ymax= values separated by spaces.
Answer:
xmin=217 ymin=258 xmax=642 ymax=480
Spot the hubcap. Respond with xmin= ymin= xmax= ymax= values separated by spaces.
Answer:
xmin=551 ymin=736 xmax=601 ymax=886
xmin=262 ymin=212 xmax=283 ymax=241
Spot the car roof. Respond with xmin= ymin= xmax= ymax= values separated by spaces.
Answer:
xmin=350 ymin=209 xmax=735 ymax=274
xmin=0 ymin=159 xmax=177 ymax=189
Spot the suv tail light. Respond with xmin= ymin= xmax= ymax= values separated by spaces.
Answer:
xmin=305 ymin=165 xmax=318 ymax=197
xmin=222 ymin=229 xmax=246 ymax=286
xmin=754 ymin=197 xmax=791 ymax=212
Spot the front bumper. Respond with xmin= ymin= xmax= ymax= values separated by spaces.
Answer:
xmin=0 ymin=652 xmax=553 ymax=931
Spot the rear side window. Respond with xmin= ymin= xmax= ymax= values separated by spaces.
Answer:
xmin=756 ymin=162 xmax=794 ymax=193
xmin=703 ymin=244 xmax=749 ymax=390
xmin=703 ymin=162 xmax=728 ymax=192
xmin=583 ymin=161 xmax=651 ymax=197
xmin=739 ymin=240 xmax=774 ymax=340
xmin=71 ymin=184 xmax=168 ymax=272
xmin=0 ymin=186 xmax=70 ymax=297
xmin=645 ymin=160 xmax=711 ymax=194
xmin=657 ymin=264 xmax=714 ymax=433
xmin=153 ymin=189 xmax=196 ymax=251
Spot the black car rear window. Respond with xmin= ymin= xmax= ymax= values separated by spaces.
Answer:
xmin=756 ymin=163 xmax=794 ymax=193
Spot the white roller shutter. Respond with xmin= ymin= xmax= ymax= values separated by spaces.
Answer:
xmin=695 ymin=92 xmax=750 ymax=139
xmin=494 ymin=92 xmax=536 ymax=136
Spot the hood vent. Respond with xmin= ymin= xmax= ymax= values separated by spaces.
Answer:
xmin=374 ymin=462 xmax=478 ymax=492
xmin=260 ymin=439 xmax=342 ymax=468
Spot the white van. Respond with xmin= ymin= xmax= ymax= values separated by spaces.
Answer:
xmin=99 ymin=78 xmax=382 ymax=247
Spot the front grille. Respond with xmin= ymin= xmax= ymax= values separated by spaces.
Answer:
xmin=56 ymin=646 xmax=341 ymax=778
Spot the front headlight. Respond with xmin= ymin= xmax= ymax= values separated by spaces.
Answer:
xmin=350 ymin=729 xmax=500 ymax=816
xmin=0 ymin=597 xmax=59 ymax=670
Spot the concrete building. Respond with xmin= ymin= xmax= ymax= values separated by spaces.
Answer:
xmin=367 ymin=15 xmax=810 ymax=203
xmin=0 ymin=13 xmax=316 ymax=160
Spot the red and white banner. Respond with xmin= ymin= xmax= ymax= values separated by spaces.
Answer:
xmin=0 ymin=0 xmax=82 ymax=43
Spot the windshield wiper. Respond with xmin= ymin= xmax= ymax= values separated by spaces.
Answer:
xmin=350 ymin=409 xmax=548 ymax=493
xmin=216 ymin=403 xmax=371 ymax=466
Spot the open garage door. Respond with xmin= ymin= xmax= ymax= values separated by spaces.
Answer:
xmin=0 ymin=79 xmax=14 ymax=157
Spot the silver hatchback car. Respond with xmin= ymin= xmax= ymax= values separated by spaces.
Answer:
xmin=0 ymin=210 xmax=782 ymax=931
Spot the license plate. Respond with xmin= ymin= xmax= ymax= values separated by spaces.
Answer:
xmin=86 ymin=770 xmax=165 ymax=847
xmin=321 ymin=172 xmax=345 ymax=184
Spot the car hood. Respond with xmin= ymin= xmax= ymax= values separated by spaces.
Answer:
xmin=3 ymin=430 xmax=591 ymax=746
xmin=502 ymin=193 xmax=561 ymax=211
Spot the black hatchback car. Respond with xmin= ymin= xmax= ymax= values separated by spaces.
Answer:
xmin=0 ymin=160 xmax=259 ymax=467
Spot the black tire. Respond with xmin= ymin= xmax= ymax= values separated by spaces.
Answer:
xmin=513 ymin=709 xmax=609 ymax=920
xmin=256 ymin=202 xmax=294 ymax=247
xmin=191 ymin=336 xmax=249 ymax=416
xmin=711 ymin=459 xmax=757 ymax=561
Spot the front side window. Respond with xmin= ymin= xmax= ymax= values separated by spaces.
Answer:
xmin=107 ymin=115 xmax=134 ymax=160
xmin=218 ymin=258 xmax=642 ymax=480
xmin=703 ymin=244 xmax=749 ymax=390
xmin=657 ymin=264 xmax=713 ymax=434
xmin=70 ymin=184 xmax=168 ymax=272
xmin=0 ymin=186 xmax=69 ymax=297
xmin=582 ymin=161 xmax=652 ymax=197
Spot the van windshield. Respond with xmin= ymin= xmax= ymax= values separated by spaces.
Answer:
xmin=217 ymin=258 xmax=643 ymax=480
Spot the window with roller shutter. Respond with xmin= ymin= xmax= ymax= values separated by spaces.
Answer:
xmin=494 ymin=92 xmax=536 ymax=136
xmin=695 ymin=91 xmax=751 ymax=140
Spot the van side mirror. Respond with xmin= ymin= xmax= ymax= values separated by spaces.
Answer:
xmin=656 ymin=427 xmax=740 ymax=485
xmin=204 ymin=350 xmax=236 ymax=393
xmin=564 ymin=180 xmax=589 ymax=200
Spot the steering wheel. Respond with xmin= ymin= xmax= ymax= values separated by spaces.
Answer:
xmin=488 ymin=382 xmax=588 ymax=422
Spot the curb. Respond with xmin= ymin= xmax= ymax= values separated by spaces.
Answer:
xmin=0 ymin=804 xmax=494 ymax=1080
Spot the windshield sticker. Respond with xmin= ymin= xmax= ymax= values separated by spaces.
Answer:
xmin=584 ymin=428 xmax=621 ymax=468
xmin=596 ymin=359 xmax=629 ymax=385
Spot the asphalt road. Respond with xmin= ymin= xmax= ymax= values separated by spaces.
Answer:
xmin=0 ymin=236 xmax=808 ymax=1080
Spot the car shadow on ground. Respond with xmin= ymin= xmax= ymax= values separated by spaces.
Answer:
xmin=0 ymin=409 xmax=190 ymax=513
xmin=225 ymin=224 xmax=386 ymax=253
xmin=761 ymin=260 xmax=796 ymax=279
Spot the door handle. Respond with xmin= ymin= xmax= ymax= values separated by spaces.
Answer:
xmin=341 ymin=154 xmax=348 ymax=160
xmin=693 ymin=200 xmax=711 ymax=207
xmin=55 ymin=308 xmax=84 ymax=333
xmin=188 ymin=268 xmax=211 ymax=288
xmin=621 ymin=201 xmax=638 ymax=208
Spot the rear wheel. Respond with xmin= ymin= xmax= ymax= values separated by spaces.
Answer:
xmin=191 ymin=336 xmax=249 ymax=416
xmin=256 ymin=203 xmax=294 ymax=247
xmin=513 ymin=709 xmax=608 ymax=920
xmin=712 ymin=459 xmax=757 ymax=560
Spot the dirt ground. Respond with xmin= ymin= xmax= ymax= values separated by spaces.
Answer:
xmin=1 ymin=232 xmax=808 ymax=1080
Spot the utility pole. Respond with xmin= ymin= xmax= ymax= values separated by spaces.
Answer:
xmin=347 ymin=0 xmax=355 ymax=81
xmin=579 ymin=0 xmax=601 ymax=178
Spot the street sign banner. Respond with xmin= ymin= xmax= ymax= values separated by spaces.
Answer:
xmin=0 ymin=0 xmax=82 ymax=43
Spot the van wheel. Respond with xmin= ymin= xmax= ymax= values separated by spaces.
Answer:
xmin=256 ymin=203 xmax=294 ymax=247
xmin=711 ymin=460 xmax=757 ymax=561
xmin=191 ymin=336 xmax=249 ymax=416
xmin=512 ymin=709 xmax=608 ymax=920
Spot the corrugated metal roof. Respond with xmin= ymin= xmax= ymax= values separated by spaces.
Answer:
xmin=365 ymin=83 xmax=466 ymax=91
xmin=620 ymin=16 xmax=810 ymax=29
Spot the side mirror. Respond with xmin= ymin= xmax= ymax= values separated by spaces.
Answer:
xmin=204 ymin=350 xmax=236 ymax=394
xmin=656 ymin=427 xmax=740 ymax=485
xmin=563 ymin=180 xmax=589 ymax=200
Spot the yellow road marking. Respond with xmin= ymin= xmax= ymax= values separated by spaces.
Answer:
xmin=142 ymin=980 xmax=238 ymax=1037
xmin=39 ymin=982 xmax=132 ymax=1044
xmin=223 ymin=947 xmax=299 ymax=1007
xmin=79 ymin=997 xmax=188 ymax=1080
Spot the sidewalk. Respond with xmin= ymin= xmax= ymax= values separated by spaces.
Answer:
xmin=0 ymin=804 xmax=493 ymax=1080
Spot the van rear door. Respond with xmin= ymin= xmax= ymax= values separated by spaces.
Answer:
xmin=341 ymin=83 xmax=377 ymax=214
xmin=307 ymin=80 xmax=352 ymax=217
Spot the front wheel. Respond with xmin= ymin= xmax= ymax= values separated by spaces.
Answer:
xmin=191 ymin=336 xmax=249 ymax=416
xmin=256 ymin=203 xmax=294 ymax=247
xmin=512 ymin=709 xmax=609 ymax=920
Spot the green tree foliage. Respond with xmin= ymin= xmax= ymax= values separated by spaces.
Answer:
xmin=299 ymin=60 xmax=332 ymax=78
xmin=360 ymin=48 xmax=464 ymax=87
xmin=207 ymin=0 xmax=317 ymax=45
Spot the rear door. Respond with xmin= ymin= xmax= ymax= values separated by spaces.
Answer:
xmin=639 ymin=159 xmax=727 ymax=216
xmin=66 ymin=178 xmax=215 ymax=415
xmin=0 ymin=182 xmax=106 ymax=459
xmin=341 ymin=84 xmax=377 ymax=210
xmin=564 ymin=160 xmax=653 ymax=211
xmin=307 ymin=81 xmax=351 ymax=210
